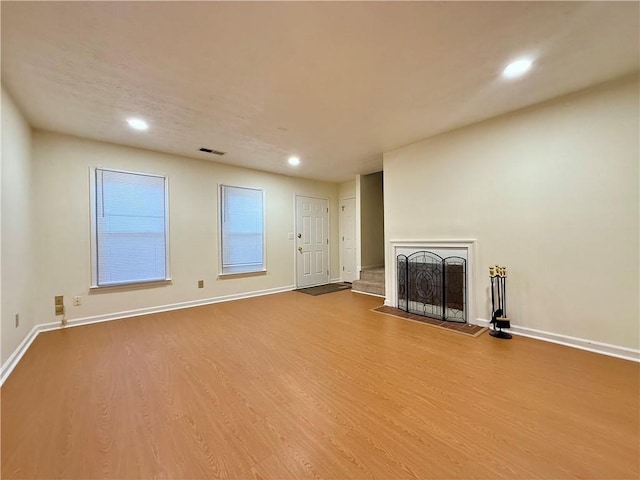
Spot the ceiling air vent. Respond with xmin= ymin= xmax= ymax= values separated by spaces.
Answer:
xmin=199 ymin=147 xmax=226 ymax=156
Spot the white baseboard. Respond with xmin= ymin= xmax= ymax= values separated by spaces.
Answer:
xmin=352 ymin=289 xmax=385 ymax=299
xmin=474 ymin=318 xmax=640 ymax=363
xmin=0 ymin=324 xmax=40 ymax=385
xmin=330 ymin=277 xmax=342 ymax=284
xmin=381 ymin=301 xmax=638 ymax=362
xmin=5 ymin=287 xmax=636 ymax=386
xmin=0 ymin=285 xmax=295 ymax=386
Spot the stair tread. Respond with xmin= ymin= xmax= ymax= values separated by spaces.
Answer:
xmin=353 ymin=280 xmax=384 ymax=287
xmin=360 ymin=268 xmax=385 ymax=282
xmin=353 ymin=267 xmax=385 ymax=295
xmin=352 ymin=278 xmax=385 ymax=296
xmin=361 ymin=268 xmax=384 ymax=276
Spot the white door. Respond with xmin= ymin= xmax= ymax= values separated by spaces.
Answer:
xmin=340 ymin=197 xmax=357 ymax=283
xmin=296 ymin=196 xmax=329 ymax=288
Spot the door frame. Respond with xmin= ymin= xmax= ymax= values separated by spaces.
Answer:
xmin=293 ymin=194 xmax=331 ymax=288
xmin=339 ymin=195 xmax=356 ymax=283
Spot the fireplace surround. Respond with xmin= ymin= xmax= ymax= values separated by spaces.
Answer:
xmin=387 ymin=240 xmax=477 ymax=325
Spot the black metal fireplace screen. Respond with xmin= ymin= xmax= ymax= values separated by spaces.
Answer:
xmin=397 ymin=251 xmax=467 ymax=323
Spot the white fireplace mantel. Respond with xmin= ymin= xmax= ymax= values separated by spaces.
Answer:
xmin=386 ymin=239 xmax=478 ymax=325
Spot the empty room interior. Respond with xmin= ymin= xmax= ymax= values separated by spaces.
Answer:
xmin=1 ymin=2 xmax=639 ymax=479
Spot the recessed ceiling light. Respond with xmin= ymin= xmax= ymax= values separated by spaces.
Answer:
xmin=502 ymin=58 xmax=533 ymax=79
xmin=127 ymin=118 xmax=149 ymax=131
xmin=288 ymin=156 xmax=300 ymax=166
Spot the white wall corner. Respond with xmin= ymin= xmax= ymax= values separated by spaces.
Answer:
xmin=0 ymin=324 xmax=40 ymax=385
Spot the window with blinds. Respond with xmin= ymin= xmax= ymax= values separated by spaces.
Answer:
xmin=220 ymin=185 xmax=265 ymax=274
xmin=92 ymin=168 xmax=169 ymax=287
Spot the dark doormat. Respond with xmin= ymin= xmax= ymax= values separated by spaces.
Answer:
xmin=372 ymin=305 xmax=487 ymax=337
xmin=295 ymin=283 xmax=352 ymax=296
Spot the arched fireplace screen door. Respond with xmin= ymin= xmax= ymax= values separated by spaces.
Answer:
xmin=397 ymin=251 xmax=467 ymax=323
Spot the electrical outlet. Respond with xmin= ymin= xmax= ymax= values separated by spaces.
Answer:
xmin=15 ymin=313 xmax=19 ymax=328
xmin=54 ymin=295 xmax=65 ymax=315
xmin=73 ymin=296 xmax=82 ymax=306
xmin=198 ymin=280 xmax=204 ymax=288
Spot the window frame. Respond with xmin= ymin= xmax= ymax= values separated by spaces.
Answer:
xmin=89 ymin=166 xmax=171 ymax=289
xmin=218 ymin=184 xmax=267 ymax=277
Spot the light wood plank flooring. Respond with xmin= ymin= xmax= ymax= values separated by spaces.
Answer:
xmin=2 ymin=291 xmax=638 ymax=479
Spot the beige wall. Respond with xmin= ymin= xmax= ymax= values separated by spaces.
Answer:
xmin=32 ymin=131 xmax=339 ymax=326
xmin=339 ymin=179 xmax=356 ymax=199
xmin=360 ymin=171 xmax=384 ymax=269
xmin=1 ymin=87 xmax=35 ymax=364
xmin=384 ymin=74 xmax=639 ymax=349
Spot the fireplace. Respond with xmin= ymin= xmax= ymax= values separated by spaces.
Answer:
xmin=397 ymin=251 xmax=467 ymax=323
xmin=388 ymin=240 xmax=477 ymax=325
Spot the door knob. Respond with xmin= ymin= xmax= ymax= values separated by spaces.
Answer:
xmin=298 ymin=247 xmax=303 ymax=254
xmin=297 ymin=233 xmax=302 ymax=239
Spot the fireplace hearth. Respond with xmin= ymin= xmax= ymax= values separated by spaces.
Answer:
xmin=397 ymin=251 xmax=467 ymax=323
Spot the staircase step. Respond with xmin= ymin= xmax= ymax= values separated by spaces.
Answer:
xmin=352 ymin=279 xmax=385 ymax=297
xmin=360 ymin=268 xmax=385 ymax=283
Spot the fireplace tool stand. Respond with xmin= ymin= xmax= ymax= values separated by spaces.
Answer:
xmin=489 ymin=266 xmax=512 ymax=339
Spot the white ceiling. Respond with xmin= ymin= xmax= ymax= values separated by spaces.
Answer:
xmin=2 ymin=1 xmax=638 ymax=182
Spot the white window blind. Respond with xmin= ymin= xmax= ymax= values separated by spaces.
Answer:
xmin=220 ymin=185 xmax=265 ymax=274
xmin=94 ymin=168 xmax=169 ymax=286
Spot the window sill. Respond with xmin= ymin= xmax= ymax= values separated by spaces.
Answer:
xmin=218 ymin=270 xmax=267 ymax=279
xmin=90 ymin=279 xmax=172 ymax=292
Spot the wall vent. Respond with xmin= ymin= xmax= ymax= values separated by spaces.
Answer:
xmin=199 ymin=147 xmax=226 ymax=155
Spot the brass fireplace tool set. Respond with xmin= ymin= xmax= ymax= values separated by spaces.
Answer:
xmin=489 ymin=265 xmax=512 ymax=339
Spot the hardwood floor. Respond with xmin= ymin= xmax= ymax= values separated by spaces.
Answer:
xmin=2 ymin=290 xmax=638 ymax=479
